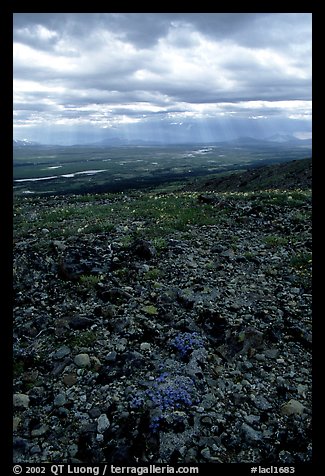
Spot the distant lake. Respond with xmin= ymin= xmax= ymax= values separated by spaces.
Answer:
xmin=14 ymin=169 xmax=106 ymax=182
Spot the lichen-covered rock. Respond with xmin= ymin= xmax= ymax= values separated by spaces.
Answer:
xmin=13 ymin=394 xmax=30 ymax=409
xmin=74 ymin=354 xmax=91 ymax=368
xmin=280 ymin=399 xmax=305 ymax=415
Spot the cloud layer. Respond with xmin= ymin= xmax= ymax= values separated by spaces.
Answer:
xmin=13 ymin=13 xmax=312 ymax=144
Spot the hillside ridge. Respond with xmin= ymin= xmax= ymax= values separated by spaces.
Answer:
xmin=183 ymin=158 xmax=312 ymax=193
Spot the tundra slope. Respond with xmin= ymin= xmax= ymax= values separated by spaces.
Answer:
xmin=183 ymin=158 xmax=312 ymax=193
xmin=13 ymin=158 xmax=312 ymax=464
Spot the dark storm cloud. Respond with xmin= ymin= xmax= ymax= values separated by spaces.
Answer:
xmin=15 ymin=13 xmax=310 ymax=44
xmin=14 ymin=13 xmax=309 ymax=50
xmin=13 ymin=13 xmax=312 ymax=144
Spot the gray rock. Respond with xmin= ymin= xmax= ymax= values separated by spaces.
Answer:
xmin=74 ymin=353 xmax=91 ymax=368
xmin=200 ymin=447 xmax=211 ymax=459
xmin=105 ymin=351 xmax=117 ymax=362
xmin=52 ymin=359 xmax=70 ymax=376
xmin=54 ymin=393 xmax=67 ymax=407
xmin=57 ymin=407 xmax=69 ymax=418
xmin=31 ymin=425 xmax=49 ymax=437
xmin=13 ymin=437 xmax=29 ymax=455
xmin=264 ymin=348 xmax=280 ymax=359
xmin=254 ymin=353 xmax=266 ymax=361
xmin=63 ymin=373 xmax=77 ymax=387
xmin=97 ymin=413 xmax=110 ymax=433
xmin=68 ymin=444 xmax=79 ymax=458
xmin=52 ymin=346 xmax=71 ymax=360
xmin=240 ymin=327 xmax=264 ymax=354
xmin=69 ymin=316 xmax=93 ymax=330
xmin=280 ymin=399 xmax=305 ymax=415
xmin=140 ymin=342 xmax=151 ymax=351
xmin=211 ymin=244 xmax=227 ymax=253
xmin=52 ymin=239 xmax=66 ymax=248
xmin=244 ymin=414 xmax=260 ymax=425
xmin=241 ymin=422 xmax=263 ymax=442
xmin=13 ymin=416 xmax=21 ymax=431
xmin=220 ymin=249 xmax=235 ymax=259
xmin=30 ymin=445 xmax=42 ymax=455
xmin=253 ymin=396 xmax=273 ymax=411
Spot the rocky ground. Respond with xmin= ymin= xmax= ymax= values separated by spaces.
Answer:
xmin=13 ymin=160 xmax=312 ymax=464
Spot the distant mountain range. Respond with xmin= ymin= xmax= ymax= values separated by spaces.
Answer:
xmin=13 ymin=135 xmax=312 ymax=148
xmin=86 ymin=134 xmax=312 ymax=148
xmin=218 ymin=135 xmax=312 ymax=147
xmin=265 ymin=133 xmax=301 ymax=143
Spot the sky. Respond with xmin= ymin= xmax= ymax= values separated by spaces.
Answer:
xmin=13 ymin=13 xmax=312 ymax=145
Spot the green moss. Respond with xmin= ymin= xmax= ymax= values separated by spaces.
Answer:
xmin=152 ymin=237 xmax=168 ymax=251
xmin=79 ymin=274 xmax=102 ymax=288
xmin=66 ymin=330 xmax=97 ymax=348
xmin=142 ymin=305 xmax=159 ymax=316
xmin=290 ymin=252 xmax=312 ymax=271
xmin=262 ymin=235 xmax=289 ymax=247
xmin=143 ymin=268 xmax=163 ymax=281
xmin=13 ymin=360 xmax=25 ymax=378
xmin=291 ymin=210 xmax=311 ymax=224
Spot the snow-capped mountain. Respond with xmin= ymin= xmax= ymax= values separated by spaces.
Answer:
xmin=13 ymin=139 xmax=40 ymax=146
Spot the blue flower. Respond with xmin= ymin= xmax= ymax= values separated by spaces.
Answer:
xmin=129 ymin=340 xmax=203 ymax=433
xmin=156 ymin=372 xmax=169 ymax=383
xmin=130 ymin=394 xmax=145 ymax=408
xmin=170 ymin=332 xmax=205 ymax=358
